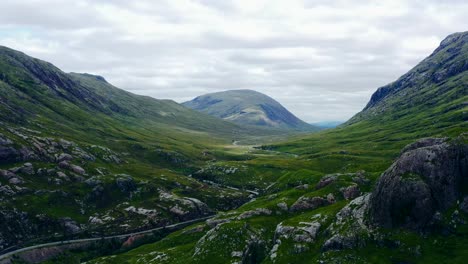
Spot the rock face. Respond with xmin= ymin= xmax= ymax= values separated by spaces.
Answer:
xmin=346 ymin=31 xmax=468 ymax=125
xmin=323 ymin=194 xmax=370 ymax=252
xmin=368 ymin=137 xmax=468 ymax=230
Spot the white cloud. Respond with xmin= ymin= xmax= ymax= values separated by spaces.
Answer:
xmin=0 ymin=0 xmax=467 ymax=122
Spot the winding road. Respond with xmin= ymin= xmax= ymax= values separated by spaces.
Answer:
xmin=0 ymin=215 xmax=214 ymax=262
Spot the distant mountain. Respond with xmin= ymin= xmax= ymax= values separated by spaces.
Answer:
xmin=310 ymin=121 xmax=343 ymax=129
xmin=183 ymin=89 xmax=317 ymax=131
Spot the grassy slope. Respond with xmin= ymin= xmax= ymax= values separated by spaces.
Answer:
xmin=0 ymin=46 xmax=301 ymax=251
xmin=84 ymin=33 xmax=467 ymax=263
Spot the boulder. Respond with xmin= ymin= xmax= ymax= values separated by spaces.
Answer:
xmin=316 ymin=174 xmax=337 ymax=189
xmin=295 ymin=184 xmax=309 ymax=190
xmin=340 ymin=185 xmax=360 ymax=200
xmin=0 ymin=146 xmax=20 ymax=163
xmin=9 ymin=177 xmax=24 ymax=185
xmin=0 ymin=169 xmax=16 ymax=180
xmin=237 ymin=208 xmax=272 ymax=220
xmin=56 ymin=171 xmax=70 ymax=181
xmin=368 ymin=137 xmax=468 ymax=230
xmin=60 ymin=217 xmax=81 ymax=234
xmin=20 ymin=163 xmax=35 ymax=175
xmin=58 ymin=161 xmax=70 ymax=169
xmin=0 ymin=185 xmax=16 ymax=196
xmin=70 ymin=164 xmax=86 ymax=175
xmin=56 ymin=153 xmax=73 ymax=162
xmin=115 ymin=175 xmax=136 ymax=193
xmin=275 ymin=221 xmax=321 ymax=243
xmin=290 ymin=196 xmax=329 ymax=212
xmin=277 ymin=202 xmax=288 ymax=211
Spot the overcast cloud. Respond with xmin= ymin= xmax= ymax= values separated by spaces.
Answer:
xmin=1 ymin=0 xmax=467 ymax=122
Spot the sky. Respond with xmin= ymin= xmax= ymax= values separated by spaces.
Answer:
xmin=0 ymin=0 xmax=467 ymax=122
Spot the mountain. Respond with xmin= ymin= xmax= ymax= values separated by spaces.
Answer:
xmin=0 ymin=45 xmax=275 ymax=252
xmin=347 ymin=31 xmax=467 ymax=128
xmin=81 ymin=32 xmax=468 ymax=264
xmin=0 ymin=45 xmax=260 ymax=141
xmin=183 ymin=89 xmax=317 ymax=131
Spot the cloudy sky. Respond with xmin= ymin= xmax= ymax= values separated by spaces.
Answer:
xmin=1 ymin=0 xmax=467 ymax=122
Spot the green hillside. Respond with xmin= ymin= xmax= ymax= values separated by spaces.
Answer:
xmin=0 ymin=45 xmax=287 ymax=253
xmin=83 ymin=32 xmax=467 ymax=264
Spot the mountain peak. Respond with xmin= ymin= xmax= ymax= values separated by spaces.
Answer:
xmin=70 ymin=72 xmax=108 ymax=83
xmin=438 ymin=31 xmax=468 ymax=51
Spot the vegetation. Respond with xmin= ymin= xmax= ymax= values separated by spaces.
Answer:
xmin=0 ymin=32 xmax=467 ymax=264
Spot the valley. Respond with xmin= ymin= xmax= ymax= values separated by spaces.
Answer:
xmin=0 ymin=30 xmax=467 ymax=264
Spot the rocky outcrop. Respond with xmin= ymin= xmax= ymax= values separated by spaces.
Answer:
xmin=0 ymin=133 xmax=20 ymax=163
xmin=115 ymin=174 xmax=135 ymax=193
xmin=237 ymin=208 xmax=272 ymax=220
xmin=323 ymin=194 xmax=371 ymax=251
xmin=340 ymin=185 xmax=360 ymax=200
xmin=315 ymin=174 xmax=337 ymax=189
xmin=290 ymin=196 xmax=330 ymax=212
xmin=368 ymin=137 xmax=468 ymax=230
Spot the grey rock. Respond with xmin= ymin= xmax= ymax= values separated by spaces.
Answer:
xmin=275 ymin=221 xmax=321 ymax=243
xmin=368 ymin=137 xmax=468 ymax=230
xmin=0 ymin=169 xmax=16 ymax=180
xmin=70 ymin=164 xmax=86 ymax=175
xmin=277 ymin=202 xmax=288 ymax=211
xmin=59 ymin=139 xmax=75 ymax=149
xmin=58 ymin=160 xmax=70 ymax=169
xmin=295 ymin=184 xmax=309 ymax=190
xmin=85 ymin=177 xmax=102 ymax=187
xmin=56 ymin=171 xmax=69 ymax=181
xmin=316 ymin=174 xmax=337 ymax=189
xmin=185 ymin=197 xmax=212 ymax=216
xmin=341 ymin=185 xmax=360 ymax=200
xmin=237 ymin=208 xmax=272 ymax=220
xmin=115 ymin=175 xmax=135 ymax=193
xmin=0 ymin=133 xmax=13 ymax=145
xmin=20 ymin=162 xmax=34 ymax=175
xmin=60 ymin=218 xmax=81 ymax=234
xmin=206 ymin=217 xmax=233 ymax=228
xmin=56 ymin=153 xmax=73 ymax=162
xmin=0 ymin=185 xmax=16 ymax=196
xmin=290 ymin=196 xmax=329 ymax=212
xmin=88 ymin=216 xmax=104 ymax=225
xmin=326 ymin=193 xmax=336 ymax=203
xmin=9 ymin=177 xmax=24 ymax=185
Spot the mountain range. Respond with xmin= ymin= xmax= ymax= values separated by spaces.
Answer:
xmin=0 ymin=31 xmax=466 ymax=264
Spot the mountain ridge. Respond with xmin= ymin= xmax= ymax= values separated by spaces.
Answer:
xmin=348 ymin=31 xmax=467 ymax=124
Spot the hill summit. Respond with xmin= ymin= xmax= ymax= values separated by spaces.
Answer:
xmin=183 ymin=89 xmax=316 ymax=131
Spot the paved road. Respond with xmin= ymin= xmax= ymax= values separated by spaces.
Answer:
xmin=0 ymin=215 xmax=214 ymax=261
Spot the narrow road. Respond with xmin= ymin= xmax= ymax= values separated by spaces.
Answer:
xmin=0 ymin=215 xmax=214 ymax=261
